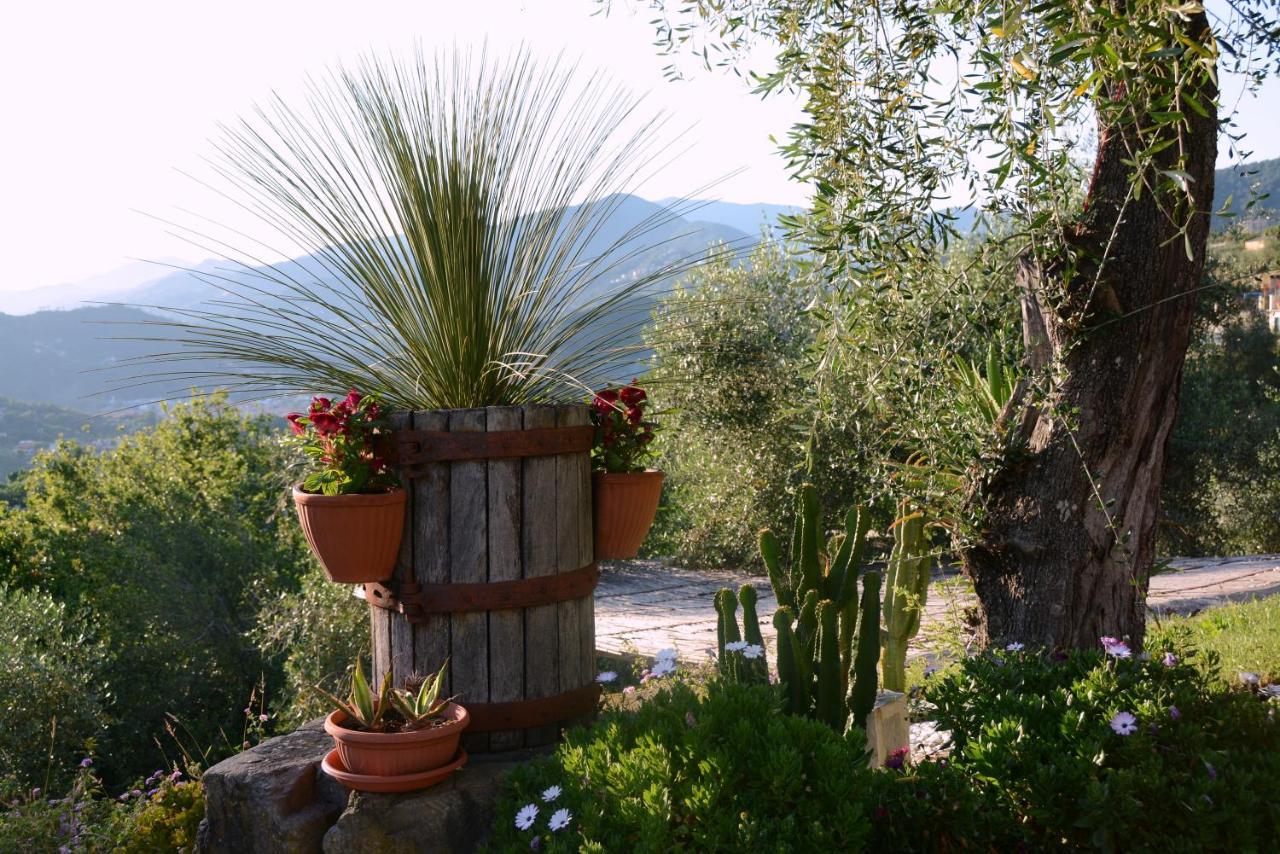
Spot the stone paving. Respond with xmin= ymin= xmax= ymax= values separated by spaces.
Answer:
xmin=595 ymin=555 xmax=1280 ymax=659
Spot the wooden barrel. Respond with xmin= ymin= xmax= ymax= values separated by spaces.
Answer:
xmin=365 ymin=405 xmax=597 ymax=751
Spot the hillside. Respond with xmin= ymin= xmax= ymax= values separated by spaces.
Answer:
xmin=0 ymin=395 xmax=156 ymax=479
xmin=1214 ymin=157 xmax=1280 ymax=230
xmin=0 ymin=196 xmax=753 ymax=409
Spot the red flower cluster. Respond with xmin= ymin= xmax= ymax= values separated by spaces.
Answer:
xmin=590 ymin=382 xmax=657 ymax=474
xmin=287 ymin=390 xmax=395 ymax=495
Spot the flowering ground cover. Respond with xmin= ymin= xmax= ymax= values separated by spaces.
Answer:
xmin=491 ymin=617 xmax=1280 ymax=852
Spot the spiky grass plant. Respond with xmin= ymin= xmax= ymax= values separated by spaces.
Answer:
xmin=112 ymin=49 xmax=733 ymax=410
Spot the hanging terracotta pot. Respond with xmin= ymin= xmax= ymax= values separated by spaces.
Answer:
xmin=292 ymin=486 xmax=406 ymax=583
xmin=323 ymin=702 xmax=469 ymax=779
xmin=593 ymin=470 xmax=664 ymax=560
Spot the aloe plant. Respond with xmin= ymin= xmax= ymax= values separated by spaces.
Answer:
xmin=316 ymin=659 xmax=453 ymax=732
xmin=114 ymin=49 xmax=736 ymax=409
xmin=391 ymin=660 xmax=452 ymax=725
xmin=315 ymin=659 xmax=394 ymax=732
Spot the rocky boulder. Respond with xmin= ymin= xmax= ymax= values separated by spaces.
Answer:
xmin=197 ymin=718 xmax=347 ymax=854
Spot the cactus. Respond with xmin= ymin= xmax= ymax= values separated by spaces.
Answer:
xmin=739 ymin=585 xmax=768 ymax=682
xmin=715 ymin=585 xmax=771 ymax=685
xmin=846 ymin=570 xmax=882 ymax=732
xmin=881 ymin=506 xmax=931 ymax=694
xmin=816 ymin=600 xmax=843 ymax=729
xmin=772 ymin=607 xmax=804 ymax=714
xmin=751 ymin=483 xmax=885 ymax=732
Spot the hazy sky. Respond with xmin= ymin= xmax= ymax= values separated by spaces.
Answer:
xmin=2 ymin=0 xmax=1276 ymax=293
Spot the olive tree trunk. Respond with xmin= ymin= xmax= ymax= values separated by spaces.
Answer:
xmin=963 ymin=12 xmax=1218 ymax=650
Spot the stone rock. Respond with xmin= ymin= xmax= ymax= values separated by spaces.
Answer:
xmin=864 ymin=690 xmax=909 ymax=768
xmin=198 ymin=718 xmax=347 ymax=854
xmin=321 ymin=750 xmax=540 ymax=854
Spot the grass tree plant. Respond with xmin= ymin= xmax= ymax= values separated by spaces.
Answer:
xmin=113 ymin=48 xmax=733 ymax=409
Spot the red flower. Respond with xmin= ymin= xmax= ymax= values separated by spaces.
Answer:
xmin=311 ymin=412 xmax=341 ymax=437
xmin=625 ymin=406 xmax=642 ymax=425
xmin=620 ymin=384 xmax=646 ymax=406
xmin=310 ymin=396 xmax=331 ymax=414
xmin=884 ymin=746 xmax=910 ymax=771
xmin=343 ymin=389 xmax=363 ymax=410
xmin=592 ymin=389 xmax=620 ymax=412
xmin=286 ymin=413 xmax=305 ymax=436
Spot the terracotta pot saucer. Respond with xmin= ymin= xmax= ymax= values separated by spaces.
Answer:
xmin=321 ymin=747 xmax=468 ymax=793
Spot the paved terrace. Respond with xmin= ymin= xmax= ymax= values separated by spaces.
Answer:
xmin=595 ymin=555 xmax=1280 ymax=659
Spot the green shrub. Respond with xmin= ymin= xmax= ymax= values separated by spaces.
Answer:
xmin=0 ymin=585 xmax=108 ymax=790
xmin=253 ymin=566 xmax=366 ymax=727
xmin=927 ymin=642 xmax=1280 ymax=849
xmin=0 ymin=396 xmax=311 ymax=785
xmin=487 ymin=681 xmax=874 ymax=852
xmin=106 ymin=774 xmax=204 ymax=853
xmin=646 ymin=242 xmax=875 ymax=569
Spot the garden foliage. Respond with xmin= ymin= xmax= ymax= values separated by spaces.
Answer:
xmin=493 ymin=637 xmax=1278 ymax=852
xmin=488 ymin=681 xmax=874 ymax=853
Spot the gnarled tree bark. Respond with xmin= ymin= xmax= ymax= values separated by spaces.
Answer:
xmin=963 ymin=10 xmax=1218 ymax=650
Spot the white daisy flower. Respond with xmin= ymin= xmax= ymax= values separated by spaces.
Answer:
xmin=595 ymin=671 xmax=617 ymax=683
xmin=548 ymin=808 xmax=572 ymax=832
xmin=654 ymin=648 xmax=678 ymax=663
xmin=742 ymin=644 xmax=764 ymax=660
xmin=650 ymin=659 xmax=676 ymax=678
xmin=1109 ymin=711 xmax=1138 ymax=736
xmin=541 ymin=784 xmax=562 ymax=802
xmin=515 ymin=804 xmax=538 ymax=831
xmin=1100 ymin=636 xmax=1131 ymax=659
xmin=1004 ymin=642 xmax=1024 ymax=652
xmin=724 ymin=641 xmax=749 ymax=653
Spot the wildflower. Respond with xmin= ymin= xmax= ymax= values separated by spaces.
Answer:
xmin=131 ymin=789 xmax=142 ymax=798
xmin=724 ymin=641 xmax=748 ymax=653
xmin=530 ymin=837 xmax=541 ymax=851
xmin=244 ymin=708 xmax=252 ymax=716
xmin=884 ymin=746 xmax=910 ymax=770
xmin=1005 ymin=642 xmax=1024 ymax=652
xmin=548 ymin=808 xmax=572 ymax=832
xmin=650 ymin=658 xmax=676 ymax=678
xmin=1162 ymin=651 xmax=1178 ymax=667
xmin=1169 ymin=705 xmax=1181 ymax=721
xmin=655 ymin=647 xmax=677 ymax=662
xmin=259 ymin=714 xmax=269 ymax=722
xmin=1100 ymin=636 xmax=1131 ymax=658
xmin=515 ymin=804 xmax=538 ymax=831
xmin=1110 ymin=711 xmax=1138 ymax=736
xmin=540 ymin=785 xmax=562 ymax=803
xmin=1261 ymin=684 xmax=1280 ymax=699
xmin=59 ymin=847 xmax=70 ymax=854
xmin=79 ymin=757 xmax=92 ymax=768
xmin=595 ymin=671 xmax=617 ymax=683
xmin=622 ymin=685 xmax=636 ymax=695
xmin=742 ymin=644 xmax=764 ymax=660
xmin=1239 ymin=671 xmax=1261 ymax=687
xmin=118 ymin=793 xmax=129 ymax=801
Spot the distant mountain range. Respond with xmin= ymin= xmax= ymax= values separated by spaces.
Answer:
xmin=0 ymin=195 xmax=776 ymax=409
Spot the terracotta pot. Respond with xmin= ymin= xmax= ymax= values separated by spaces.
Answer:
xmin=322 ymin=747 xmax=468 ymax=793
xmin=323 ymin=702 xmax=469 ymax=778
xmin=593 ymin=470 xmax=664 ymax=560
xmin=292 ymin=486 xmax=406 ymax=583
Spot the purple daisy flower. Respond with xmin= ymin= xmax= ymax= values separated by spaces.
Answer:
xmin=1110 ymin=711 xmax=1138 ymax=735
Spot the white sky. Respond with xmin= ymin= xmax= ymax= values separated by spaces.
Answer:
xmin=1 ymin=0 xmax=1277 ymax=293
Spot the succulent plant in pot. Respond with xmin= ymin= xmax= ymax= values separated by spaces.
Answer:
xmin=318 ymin=659 xmax=468 ymax=790
xmin=289 ymin=390 xmax=405 ymax=584
xmin=590 ymin=382 xmax=662 ymax=560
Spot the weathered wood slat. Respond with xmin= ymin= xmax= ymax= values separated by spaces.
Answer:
xmin=449 ymin=408 xmax=489 ymax=753
xmin=522 ymin=405 xmax=561 ymax=747
xmin=413 ymin=409 xmax=451 ymax=696
xmin=578 ymin=413 xmax=596 ymax=694
xmin=388 ymin=411 xmax=415 ymax=688
xmin=486 ymin=406 xmax=525 ymax=751
xmin=556 ymin=406 xmax=585 ymax=704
